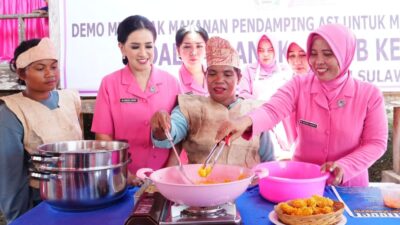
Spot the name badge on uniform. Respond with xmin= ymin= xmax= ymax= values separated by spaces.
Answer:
xmin=299 ymin=119 xmax=318 ymax=128
xmin=120 ymin=98 xmax=138 ymax=103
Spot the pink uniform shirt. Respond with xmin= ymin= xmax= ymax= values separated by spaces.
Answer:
xmin=247 ymin=24 xmax=388 ymax=186
xmin=178 ymin=65 xmax=208 ymax=96
xmin=91 ymin=66 xmax=180 ymax=173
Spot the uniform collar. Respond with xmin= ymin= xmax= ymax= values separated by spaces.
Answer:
xmin=179 ymin=65 xmax=208 ymax=94
xmin=310 ymin=75 xmax=354 ymax=97
xmin=311 ymin=75 xmax=355 ymax=109
xmin=121 ymin=65 xmax=162 ymax=98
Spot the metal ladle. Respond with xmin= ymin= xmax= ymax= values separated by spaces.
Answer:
xmin=164 ymin=130 xmax=194 ymax=184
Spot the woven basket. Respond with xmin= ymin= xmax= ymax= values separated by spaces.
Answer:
xmin=274 ymin=201 xmax=344 ymax=225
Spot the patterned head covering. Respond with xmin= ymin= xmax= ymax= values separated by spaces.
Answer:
xmin=206 ymin=36 xmax=239 ymax=69
xmin=16 ymin=37 xmax=58 ymax=69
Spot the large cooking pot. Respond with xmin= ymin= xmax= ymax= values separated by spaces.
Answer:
xmin=30 ymin=140 xmax=130 ymax=210
xmin=32 ymin=140 xmax=129 ymax=169
xmin=137 ymin=164 xmax=254 ymax=207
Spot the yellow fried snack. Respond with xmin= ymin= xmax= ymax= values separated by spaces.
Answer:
xmin=278 ymin=195 xmax=337 ymax=216
xmin=293 ymin=207 xmax=313 ymax=216
xmin=290 ymin=199 xmax=307 ymax=208
xmin=198 ymin=166 xmax=212 ymax=177
xmin=278 ymin=203 xmax=297 ymax=214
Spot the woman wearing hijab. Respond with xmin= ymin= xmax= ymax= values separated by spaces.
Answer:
xmin=283 ymin=38 xmax=312 ymax=146
xmin=216 ymin=24 xmax=388 ymax=187
xmin=285 ymin=39 xmax=311 ymax=76
xmin=0 ymin=38 xmax=82 ymax=223
xmin=239 ymin=34 xmax=292 ymax=160
xmin=238 ymin=34 xmax=290 ymax=100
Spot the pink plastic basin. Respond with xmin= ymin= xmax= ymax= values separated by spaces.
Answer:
xmin=253 ymin=161 xmax=329 ymax=203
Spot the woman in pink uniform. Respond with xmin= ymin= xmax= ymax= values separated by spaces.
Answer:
xmin=283 ymin=38 xmax=312 ymax=146
xmin=238 ymin=34 xmax=290 ymax=100
xmin=238 ymin=34 xmax=292 ymax=160
xmin=91 ymin=15 xmax=180 ymax=185
xmin=216 ymin=24 xmax=388 ymax=187
xmin=286 ymin=39 xmax=311 ymax=76
xmin=176 ymin=25 xmax=209 ymax=95
xmin=174 ymin=25 xmax=209 ymax=163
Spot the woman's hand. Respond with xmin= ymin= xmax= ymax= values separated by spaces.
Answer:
xmin=150 ymin=110 xmax=171 ymax=140
xmin=215 ymin=116 xmax=253 ymax=142
xmin=321 ymin=161 xmax=344 ymax=186
xmin=127 ymin=171 xmax=144 ymax=186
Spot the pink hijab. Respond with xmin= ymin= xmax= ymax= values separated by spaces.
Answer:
xmin=306 ymin=24 xmax=356 ymax=102
xmin=285 ymin=38 xmax=312 ymax=76
xmin=257 ymin=34 xmax=278 ymax=76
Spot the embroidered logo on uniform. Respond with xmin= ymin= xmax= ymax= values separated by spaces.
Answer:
xmin=120 ymin=98 xmax=138 ymax=103
xmin=299 ymin=119 xmax=318 ymax=128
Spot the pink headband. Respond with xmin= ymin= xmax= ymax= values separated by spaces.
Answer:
xmin=16 ymin=37 xmax=58 ymax=69
xmin=206 ymin=36 xmax=240 ymax=69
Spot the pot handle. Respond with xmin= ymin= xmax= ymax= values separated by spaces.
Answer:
xmin=31 ymin=154 xmax=62 ymax=164
xmin=136 ymin=168 xmax=154 ymax=180
xmin=30 ymin=169 xmax=62 ymax=181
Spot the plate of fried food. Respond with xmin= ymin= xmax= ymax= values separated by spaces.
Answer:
xmin=269 ymin=195 xmax=347 ymax=225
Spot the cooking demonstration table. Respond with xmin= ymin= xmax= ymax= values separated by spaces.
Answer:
xmin=10 ymin=186 xmax=399 ymax=225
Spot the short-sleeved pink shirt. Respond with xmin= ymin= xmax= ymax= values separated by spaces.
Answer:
xmin=91 ymin=65 xmax=180 ymax=173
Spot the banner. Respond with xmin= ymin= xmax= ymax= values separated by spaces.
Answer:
xmin=56 ymin=0 xmax=400 ymax=95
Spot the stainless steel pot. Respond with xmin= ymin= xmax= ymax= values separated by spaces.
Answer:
xmin=32 ymin=140 xmax=129 ymax=170
xmin=30 ymin=140 xmax=130 ymax=210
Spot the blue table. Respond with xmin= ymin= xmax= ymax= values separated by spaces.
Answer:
xmin=10 ymin=186 xmax=400 ymax=225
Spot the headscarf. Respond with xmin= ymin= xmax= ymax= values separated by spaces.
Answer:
xmin=306 ymin=24 xmax=356 ymax=102
xmin=285 ymin=37 xmax=312 ymax=76
xmin=206 ymin=36 xmax=239 ymax=69
xmin=257 ymin=34 xmax=278 ymax=76
xmin=16 ymin=37 xmax=57 ymax=69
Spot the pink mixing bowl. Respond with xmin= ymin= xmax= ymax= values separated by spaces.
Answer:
xmin=253 ymin=161 xmax=329 ymax=203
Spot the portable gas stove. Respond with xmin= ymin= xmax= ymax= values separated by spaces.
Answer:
xmin=124 ymin=183 xmax=241 ymax=225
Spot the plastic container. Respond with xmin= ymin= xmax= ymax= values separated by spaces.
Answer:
xmin=253 ymin=161 xmax=329 ymax=203
xmin=381 ymin=184 xmax=400 ymax=209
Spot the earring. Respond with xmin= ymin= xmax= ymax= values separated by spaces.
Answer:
xmin=122 ymin=56 xmax=128 ymax=65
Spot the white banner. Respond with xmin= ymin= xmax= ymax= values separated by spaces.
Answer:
xmin=55 ymin=0 xmax=400 ymax=95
